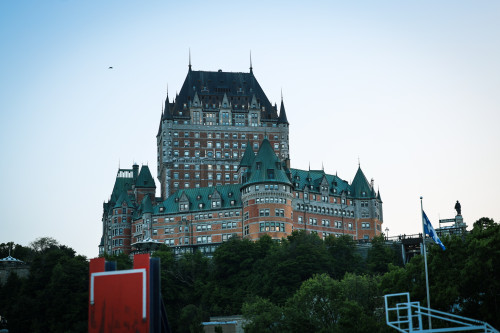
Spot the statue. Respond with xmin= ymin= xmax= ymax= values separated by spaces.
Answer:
xmin=455 ymin=200 xmax=461 ymax=216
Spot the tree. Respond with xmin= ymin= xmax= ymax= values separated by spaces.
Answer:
xmin=262 ymin=231 xmax=332 ymax=304
xmin=29 ymin=236 xmax=59 ymax=252
xmin=178 ymin=304 xmax=206 ymax=333
xmin=242 ymin=297 xmax=283 ymax=333
xmin=103 ymin=251 xmax=133 ymax=270
xmin=366 ymin=235 xmax=401 ymax=275
xmin=324 ymin=234 xmax=362 ymax=279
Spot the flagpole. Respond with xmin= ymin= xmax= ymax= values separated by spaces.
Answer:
xmin=420 ymin=196 xmax=432 ymax=329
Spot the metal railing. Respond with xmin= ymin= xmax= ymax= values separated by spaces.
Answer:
xmin=384 ymin=292 xmax=499 ymax=333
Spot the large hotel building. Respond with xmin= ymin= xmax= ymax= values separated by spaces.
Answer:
xmin=99 ymin=64 xmax=383 ymax=256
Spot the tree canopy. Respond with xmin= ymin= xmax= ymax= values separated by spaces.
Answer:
xmin=1 ymin=218 xmax=499 ymax=332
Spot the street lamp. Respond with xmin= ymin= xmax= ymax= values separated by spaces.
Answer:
xmin=385 ymin=227 xmax=389 ymax=240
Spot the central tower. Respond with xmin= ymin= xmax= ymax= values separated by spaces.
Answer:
xmin=156 ymin=64 xmax=290 ymax=199
xmin=240 ymin=138 xmax=294 ymax=240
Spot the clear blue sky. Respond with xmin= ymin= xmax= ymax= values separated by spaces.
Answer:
xmin=1 ymin=1 xmax=499 ymax=258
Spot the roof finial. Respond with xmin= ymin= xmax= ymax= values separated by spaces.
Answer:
xmin=358 ymin=156 xmax=360 ymax=167
xmin=281 ymin=88 xmax=283 ymax=101
xmin=249 ymin=50 xmax=253 ymax=74
xmin=322 ymin=161 xmax=324 ymax=171
xmin=189 ymin=48 xmax=192 ymax=71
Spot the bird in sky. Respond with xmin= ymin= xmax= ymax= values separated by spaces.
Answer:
xmin=108 ymin=66 xmax=113 ymax=69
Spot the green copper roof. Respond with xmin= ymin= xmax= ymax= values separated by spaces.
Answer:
xmin=157 ymin=184 xmax=242 ymax=215
xmin=239 ymin=141 xmax=255 ymax=168
xmin=245 ymin=138 xmax=291 ymax=186
xmin=114 ymin=189 xmax=135 ymax=208
xmin=110 ymin=169 xmax=134 ymax=203
xmin=290 ymin=168 xmax=350 ymax=195
xmin=351 ymin=166 xmax=375 ymax=198
xmin=136 ymin=165 xmax=156 ymax=188
xmin=141 ymin=194 xmax=154 ymax=214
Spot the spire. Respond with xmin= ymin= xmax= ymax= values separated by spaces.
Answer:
xmin=221 ymin=92 xmax=230 ymax=108
xmin=277 ymin=91 xmax=289 ymax=125
xmin=162 ymin=94 xmax=173 ymax=120
xmin=239 ymin=140 xmax=255 ymax=168
xmin=188 ymin=48 xmax=192 ymax=71
xmin=157 ymin=102 xmax=164 ymax=137
xmin=351 ymin=165 xmax=373 ymax=198
xmin=136 ymin=165 xmax=156 ymax=188
xmin=249 ymin=50 xmax=253 ymax=74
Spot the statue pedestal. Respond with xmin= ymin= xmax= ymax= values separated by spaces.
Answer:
xmin=454 ymin=215 xmax=466 ymax=229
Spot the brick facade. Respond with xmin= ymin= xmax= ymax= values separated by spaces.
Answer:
xmin=99 ymin=66 xmax=383 ymax=256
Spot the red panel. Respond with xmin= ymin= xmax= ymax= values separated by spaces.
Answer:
xmin=88 ymin=257 xmax=106 ymax=331
xmin=89 ymin=270 xmax=148 ymax=333
xmin=88 ymin=255 xmax=151 ymax=333
xmin=133 ymin=253 xmax=150 ymax=270
xmin=89 ymin=257 xmax=105 ymax=275
xmin=133 ymin=253 xmax=150 ymax=332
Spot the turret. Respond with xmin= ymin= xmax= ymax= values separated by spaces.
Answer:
xmin=241 ymin=138 xmax=293 ymax=240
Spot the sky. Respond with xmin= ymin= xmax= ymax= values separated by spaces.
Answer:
xmin=1 ymin=1 xmax=499 ymax=258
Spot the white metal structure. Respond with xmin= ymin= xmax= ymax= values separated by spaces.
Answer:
xmin=384 ymin=293 xmax=499 ymax=333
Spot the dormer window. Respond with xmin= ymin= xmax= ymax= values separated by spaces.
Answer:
xmin=211 ymin=200 xmax=221 ymax=208
xmin=267 ymin=169 xmax=275 ymax=179
xmin=179 ymin=203 xmax=189 ymax=211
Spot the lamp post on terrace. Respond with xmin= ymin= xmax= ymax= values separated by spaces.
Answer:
xmin=385 ymin=227 xmax=389 ymax=240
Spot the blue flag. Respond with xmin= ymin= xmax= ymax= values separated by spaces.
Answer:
xmin=422 ymin=211 xmax=446 ymax=250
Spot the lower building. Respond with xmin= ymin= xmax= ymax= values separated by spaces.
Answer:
xmin=99 ymin=138 xmax=383 ymax=256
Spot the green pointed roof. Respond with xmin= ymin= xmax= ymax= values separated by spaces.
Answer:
xmin=351 ymin=166 xmax=374 ymax=198
xmin=135 ymin=165 xmax=156 ymax=188
xmin=245 ymin=138 xmax=291 ymax=186
xmin=109 ymin=169 xmax=134 ymax=203
xmin=278 ymin=98 xmax=289 ymax=124
xmin=141 ymin=194 xmax=154 ymax=214
xmin=239 ymin=140 xmax=255 ymax=168
xmin=114 ymin=189 xmax=135 ymax=208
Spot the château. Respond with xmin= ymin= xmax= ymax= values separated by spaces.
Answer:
xmin=99 ymin=63 xmax=383 ymax=256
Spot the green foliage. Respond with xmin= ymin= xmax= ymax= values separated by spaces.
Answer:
xmin=381 ymin=218 xmax=500 ymax=329
xmin=0 ymin=239 xmax=88 ymax=333
xmin=242 ymin=297 xmax=283 ymax=333
xmin=0 ymin=242 xmax=32 ymax=261
xmin=324 ymin=234 xmax=362 ymax=279
xmin=178 ymin=304 xmax=207 ymax=333
xmin=103 ymin=251 xmax=133 ymax=270
xmin=366 ymin=235 xmax=402 ymax=275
